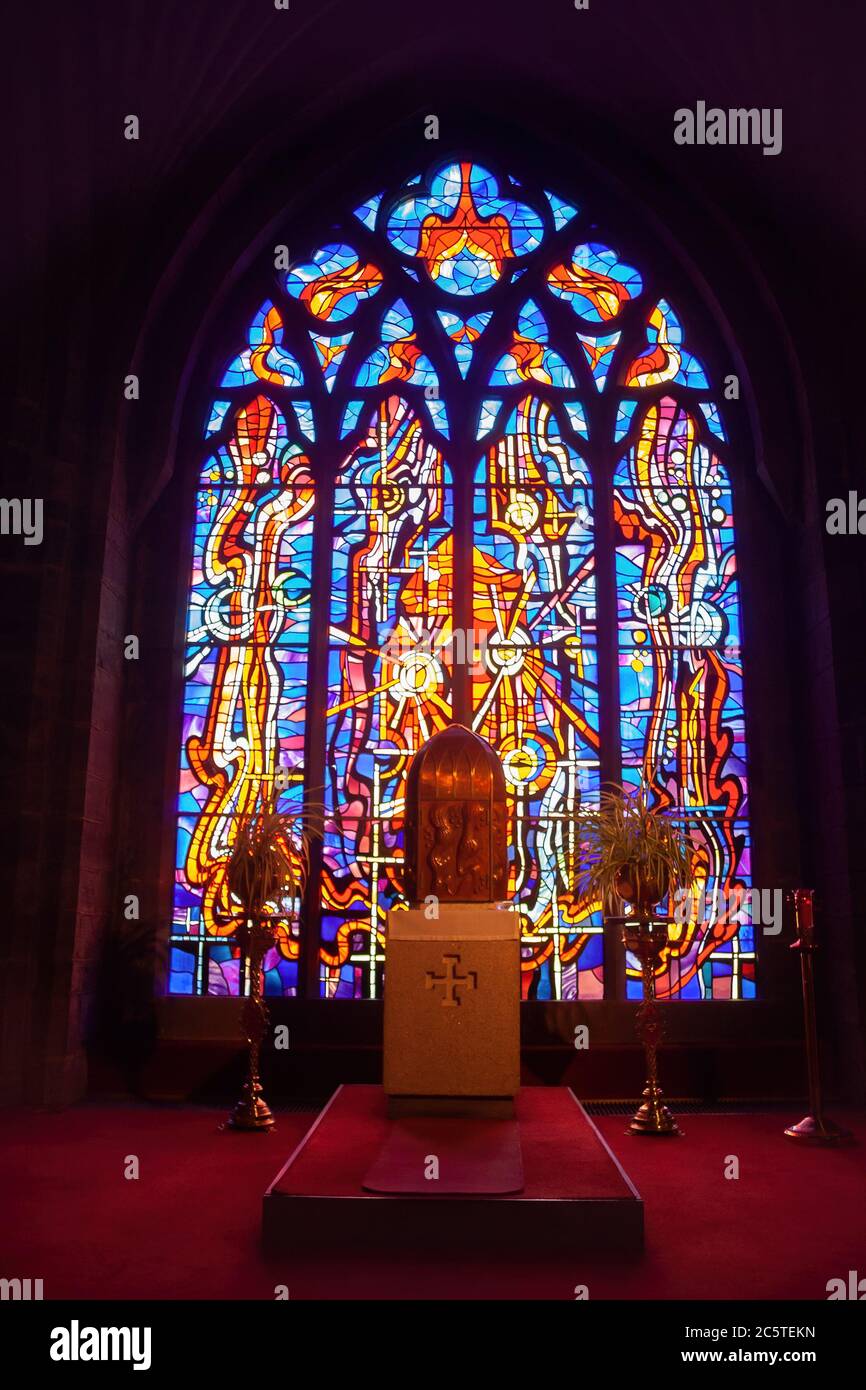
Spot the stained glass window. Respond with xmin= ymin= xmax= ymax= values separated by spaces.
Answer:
xmin=170 ymin=157 xmax=754 ymax=1002
xmin=321 ymin=398 xmax=453 ymax=999
xmin=473 ymin=396 xmax=601 ymax=1000
xmin=171 ymin=395 xmax=314 ymax=996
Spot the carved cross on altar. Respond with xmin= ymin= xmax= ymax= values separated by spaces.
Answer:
xmin=425 ymin=953 xmax=478 ymax=1007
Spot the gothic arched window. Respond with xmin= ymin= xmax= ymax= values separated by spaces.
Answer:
xmin=169 ymin=158 xmax=753 ymax=1004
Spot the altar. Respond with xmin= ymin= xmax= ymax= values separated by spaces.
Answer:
xmin=384 ymin=723 xmax=518 ymax=1116
xmin=382 ymin=903 xmax=521 ymax=1112
xmin=262 ymin=725 xmax=643 ymax=1252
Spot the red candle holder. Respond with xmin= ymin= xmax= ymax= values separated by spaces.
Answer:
xmin=789 ymin=887 xmax=815 ymax=947
xmin=784 ymin=889 xmax=852 ymax=1145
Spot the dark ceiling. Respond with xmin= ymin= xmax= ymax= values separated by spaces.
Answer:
xmin=5 ymin=0 xmax=863 ymax=486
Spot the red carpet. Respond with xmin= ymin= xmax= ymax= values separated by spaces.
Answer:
xmin=276 ymin=1085 xmax=627 ymax=1198
xmin=1 ymin=1097 xmax=864 ymax=1300
xmin=362 ymin=1119 xmax=524 ymax=1195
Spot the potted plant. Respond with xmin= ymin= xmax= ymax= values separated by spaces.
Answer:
xmin=224 ymin=802 xmax=321 ymax=1132
xmin=572 ymin=778 xmax=694 ymax=920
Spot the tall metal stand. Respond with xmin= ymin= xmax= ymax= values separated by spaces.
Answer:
xmin=226 ymin=916 xmax=276 ymax=1133
xmin=615 ymin=915 xmax=681 ymax=1137
xmin=785 ymin=889 xmax=852 ymax=1145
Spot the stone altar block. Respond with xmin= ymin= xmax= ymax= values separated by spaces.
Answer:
xmin=383 ymin=904 xmax=520 ymax=1108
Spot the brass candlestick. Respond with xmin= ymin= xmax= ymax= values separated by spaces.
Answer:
xmin=620 ymin=915 xmax=681 ymax=1137
xmin=227 ymin=916 xmax=276 ymax=1132
xmin=784 ymin=889 xmax=852 ymax=1145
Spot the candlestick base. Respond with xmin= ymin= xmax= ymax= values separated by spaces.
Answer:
xmin=226 ymin=1084 xmax=275 ymax=1132
xmin=628 ymin=1086 xmax=682 ymax=1137
xmin=784 ymin=1114 xmax=853 ymax=1145
xmin=617 ymin=916 xmax=682 ymax=1139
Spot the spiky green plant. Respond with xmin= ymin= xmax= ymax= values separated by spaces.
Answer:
xmin=226 ymin=804 xmax=322 ymax=924
xmin=571 ymin=779 xmax=695 ymax=914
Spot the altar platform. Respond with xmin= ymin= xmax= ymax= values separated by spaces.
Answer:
xmin=263 ymin=1084 xmax=643 ymax=1254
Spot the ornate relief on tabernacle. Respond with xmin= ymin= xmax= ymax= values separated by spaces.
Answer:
xmin=404 ymin=724 xmax=508 ymax=904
